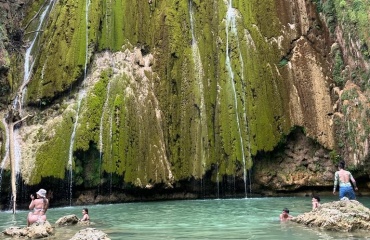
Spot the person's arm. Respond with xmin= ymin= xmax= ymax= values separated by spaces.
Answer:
xmin=349 ymin=173 xmax=358 ymax=190
xmin=29 ymin=195 xmax=35 ymax=210
xmin=44 ymin=199 xmax=49 ymax=213
xmin=333 ymin=172 xmax=339 ymax=194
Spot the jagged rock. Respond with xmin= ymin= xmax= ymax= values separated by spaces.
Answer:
xmin=2 ymin=221 xmax=54 ymax=238
xmin=291 ymin=199 xmax=370 ymax=231
xmin=55 ymin=214 xmax=79 ymax=226
xmin=69 ymin=228 xmax=110 ymax=240
xmin=2 ymin=226 xmax=28 ymax=237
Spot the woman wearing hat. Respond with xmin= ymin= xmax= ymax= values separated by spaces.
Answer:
xmin=27 ymin=189 xmax=49 ymax=226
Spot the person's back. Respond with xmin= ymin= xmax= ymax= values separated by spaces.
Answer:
xmin=31 ymin=198 xmax=48 ymax=215
xmin=333 ymin=161 xmax=358 ymax=200
xmin=337 ymin=169 xmax=351 ymax=184
xmin=27 ymin=189 xmax=48 ymax=226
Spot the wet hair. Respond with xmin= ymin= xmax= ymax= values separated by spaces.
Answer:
xmin=313 ymin=195 xmax=320 ymax=202
xmin=338 ymin=161 xmax=345 ymax=169
xmin=283 ymin=208 xmax=289 ymax=213
xmin=83 ymin=208 xmax=88 ymax=214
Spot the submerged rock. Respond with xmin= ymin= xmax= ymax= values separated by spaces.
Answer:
xmin=292 ymin=199 xmax=370 ymax=231
xmin=69 ymin=228 xmax=110 ymax=240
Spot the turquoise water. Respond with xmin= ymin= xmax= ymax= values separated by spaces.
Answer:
xmin=1 ymin=196 xmax=370 ymax=239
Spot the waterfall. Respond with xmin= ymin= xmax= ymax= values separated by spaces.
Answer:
xmin=108 ymin=112 xmax=113 ymax=196
xmin=5 ymin=0 xmax=55 ymax=213
xmin=189 ymin=0 xmax=208 ymax=185
xmin=98 ymin=73 xmax=112 ymax=189
xmin=0 ymin=118 xmax=10 ymax=197
xmin=13 ymin=0 xmax=55 ymax=113
xmin=225 ymin=0 xmax=249 ymax=197
xmin=67 ymin=0 xmax=90 ymax=205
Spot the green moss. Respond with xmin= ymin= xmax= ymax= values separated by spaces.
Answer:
xmin=31 ymin=111 xmax=74 ymax=184
xmin=26 ymin=0 xmax=103 ymax=103
xmin=26 ymin=0 xmax=315 ymax=186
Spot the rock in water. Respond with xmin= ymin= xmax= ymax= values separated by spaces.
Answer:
xmin=292 ymin=199 xmax=370 ymax=231
xmin=55 ymin=214 xmax=79 ymax=226
xmin=2 ymin=221 xmax=54 ymax=238
xmin=69 ymin=228 xmax=110 ymax=240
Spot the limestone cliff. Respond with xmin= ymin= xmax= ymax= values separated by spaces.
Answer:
xmin=0 ymin=0 xmax=369 ymax=206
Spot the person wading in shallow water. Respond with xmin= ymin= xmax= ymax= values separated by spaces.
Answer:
xmin=81 ymin=208 xmax=90 ymax=221
xmin=333 ymin=161 xmax=358 ymax=200
xmin=312 ymin=195 xmax=321 ymax=210
xmin=279 ymin=208 xmax=293 ymax=221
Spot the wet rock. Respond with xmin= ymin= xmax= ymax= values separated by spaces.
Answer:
xmin=292 ymin=198 xmax=370 ymax=231
xmin=55 ymin=214 xmax=79 ymax=226
xmin=2 ymin=221 xmax=54 ymax=238
xmin=69 ymin=228 xmax=110 ymax=240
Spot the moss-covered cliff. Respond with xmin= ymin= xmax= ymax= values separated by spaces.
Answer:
xmin=0 ymin=0 xmax=369 ymax=204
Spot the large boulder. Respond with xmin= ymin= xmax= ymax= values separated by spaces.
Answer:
xmin=2 ymin=221 xmax=54 ymax=238
xmin=292 ymin=198 xmax=370 ymax=231
xmin=69 ymin=228 xmax=110 ymax=240
xmin=55 ymin=214 xmax=79 ymax=226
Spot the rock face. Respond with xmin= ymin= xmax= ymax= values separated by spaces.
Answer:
xmin=2 ymin=221 xmax=54 ymax=238
xmin=69 ymin=228 xmax=110 ymax=240
xmin=292 ymin=199 xmax=370 ymax=231
xmin=253 ymin=129 xmax=335 ymax=193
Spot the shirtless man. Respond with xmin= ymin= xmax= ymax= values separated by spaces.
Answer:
xmin=333 ymin=161 xmax=358 ymax=200
xmin=279 ymin=208 xmax=293 ymax=221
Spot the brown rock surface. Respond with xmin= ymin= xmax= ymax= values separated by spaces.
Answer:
xmin=292 ymin=199 xmax=370 ymax=231
xmin=2 ymin=221 xmax=54 ymax=238
xmin=69 ymin=228 xmax=110 ymax=240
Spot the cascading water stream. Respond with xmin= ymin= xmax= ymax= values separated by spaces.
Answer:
xmin=225 ymin=0 xmax=248 ymax=197
xmin=5 ymin=0 xmax=56 ymax=213
xmin=0 ymin=118 xmax=10 ymax=197
xmin=67 ymin=0 xmax=90 ymax=206
xmin=108 ymin=112 xmax=113 ymax=196
xmin=98 ymin=74 xmax=112 ymax=190
xmin=13 ymin=0 xmax=56 ymax=113
xmin=189 ymin=0 xmax=208 ymax=196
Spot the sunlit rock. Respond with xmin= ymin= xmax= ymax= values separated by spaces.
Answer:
xmin=55 ymin=215 xmax=79 ymax=226
xmin=292 ymin=199 xmax=370 ymax=231
xmin=2 ymin=221 xmax=54 ymax=238
xmin=69 ymin=228 xmax=110 ymax=240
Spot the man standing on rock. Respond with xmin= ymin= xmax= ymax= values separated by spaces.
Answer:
xmin=333 ymin=161 xmax=358 ymax=200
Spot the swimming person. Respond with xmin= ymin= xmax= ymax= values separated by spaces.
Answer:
xmin=279 ymin=208 xmax=293 ymax=221
xmin=27 ymin=189 xmax=49 ymax=226
xmin=312 ymin=195 xmax=321 ymax=210
xmin=81 ymin=208 xmax=90 ymax=221
xmin=333 ymin=161 xmax=358 ymax=200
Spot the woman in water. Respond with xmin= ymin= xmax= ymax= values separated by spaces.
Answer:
xmin=27 ymin=189 xmax=49 ymax=226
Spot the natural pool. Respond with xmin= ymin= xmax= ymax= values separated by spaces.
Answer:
xmin=1 ymin=196 xmax=370 ymax=239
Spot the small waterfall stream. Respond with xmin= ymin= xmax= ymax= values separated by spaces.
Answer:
xmin=67 ymin=0 xmax=91 ymax=205
xmin=225 ymin=0 xmax=249 ymax=197
xmin=0 ymin=118 xmax=10 ymax=197
xmin=3 ymin=0 xmax=56 ymax=213
xmin=189 ymin=0 xmax=208 ymax=195
xmin=98 ymin=74 xmax=112 ymax=191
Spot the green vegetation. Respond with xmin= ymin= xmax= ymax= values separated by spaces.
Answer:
xmin=341 ymin=88 xmax=359 ymax=101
